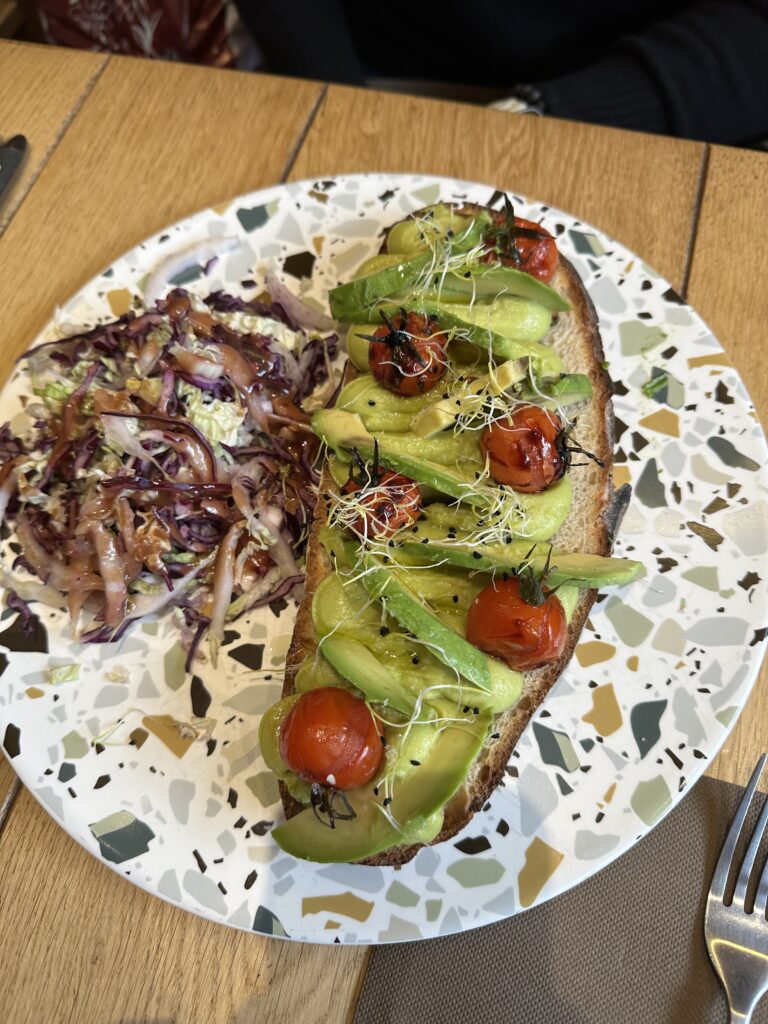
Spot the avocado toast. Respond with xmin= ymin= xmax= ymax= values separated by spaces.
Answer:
xmin=259 ymin=199 xmax=644 ymax=865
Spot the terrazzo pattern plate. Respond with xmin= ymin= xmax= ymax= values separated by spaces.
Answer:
xmin=1 ymin=174 xmax=766 ymax=944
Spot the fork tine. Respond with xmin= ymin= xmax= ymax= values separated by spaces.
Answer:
xmin=733 ymin=791 xmax=768 ymax=906
xmin=753 ymin=845 xmax=768 ymax=917
xmin=710 ymin=754 xmax=767 ymax=902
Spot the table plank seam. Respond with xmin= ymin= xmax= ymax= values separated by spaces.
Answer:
xmin=680 ymin=143 xmax=712 ymax=300
xmin=279 ymin=83 xmax=328 ymax=182
xmin=0 ymin=775 xmax=21 ymax=838
xmin=0 ymin=52 xmax=111 ymax=239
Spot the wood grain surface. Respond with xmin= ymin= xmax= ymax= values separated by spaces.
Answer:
xmin=289 ymin=85 xmax=705 ymax=290
xmin=0 ymin=41 xmax=106 ymax=232
xmin=0 ymin=52 xmax=322 ymax=376
xmin=0 ymin=41 xmax=765 ymax=1024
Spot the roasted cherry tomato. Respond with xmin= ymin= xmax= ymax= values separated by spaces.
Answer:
xmin=369 ymin=310 xmax=448 ymax=396
xmin=279 ymin=687 xmax=384 ymax=790
xmin=482 ymin=405 xmax=565 ymax=493
xmin=482 ymin=211 xmax=558 ymax=282
xmin=466 ymin=576 xmax=566 ymax=671
xmin=342 ymin=466 xmax=421 ymax=539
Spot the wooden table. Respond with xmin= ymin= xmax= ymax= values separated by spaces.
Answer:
xmin=0 ymin=39 xmax=766 ymax=1024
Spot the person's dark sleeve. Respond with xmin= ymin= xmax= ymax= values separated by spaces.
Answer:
xmin=234 ymin=0 xmax=364 ymax=84
xmin=532 ymin=1 xmax=768 ymax=144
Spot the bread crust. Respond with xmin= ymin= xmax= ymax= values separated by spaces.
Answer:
xmin=278 ymin=205 xmax=625 ymax=864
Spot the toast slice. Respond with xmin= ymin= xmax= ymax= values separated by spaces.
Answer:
xmin=278 ymin=209 xmax=628 ymax=865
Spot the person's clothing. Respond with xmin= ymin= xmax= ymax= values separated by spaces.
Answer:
xmin=37 ymin=0 xmax=238 ymax=66
xmin=235 ymin=0 xmax=768 ymax=145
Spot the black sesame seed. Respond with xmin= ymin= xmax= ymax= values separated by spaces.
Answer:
xmin=373 ymin=786 xmax=379 ymax=795
xmin=368 ymin=400 xmax=376 ymax=406
xmin=490 ymin=732 xmax=500 ymax=739
xmin=380 ymin=626 xmax=390 ymax=636
xmin=421 ymin=538 xmax=429 ymax=544
xmin=472 ymin=552 xmax=482 ymax=560
xmin=380 ymin=735 xmax=388 ymax=747
xmin=473 ymin=707 xmax=480 ymax=715
xmin=463 ymin=705 xmax=470 ymax=713
xmin=442 ymin=393 xmax=450 ymax=400
xmin=412 ymin=525 xmax=419 ymax=533
xmin=411 ymin=655 xmax=420 ymax=665
xmin=383 ymin=797 xmax=393 ymax=806
xmin=410 ymin=759 xmax=421 ymax=766
xmin=452 ymin=594 xmax=459 ymax=603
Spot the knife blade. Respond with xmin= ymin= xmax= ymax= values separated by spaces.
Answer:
xmin=0 ymin=135 xmax=27 ymax=206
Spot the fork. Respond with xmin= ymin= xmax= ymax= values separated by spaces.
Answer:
xmin=706 ymin=754 xmax=768 ymax=1023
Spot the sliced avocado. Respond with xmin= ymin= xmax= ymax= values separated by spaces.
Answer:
xmin=352 ymin=253 xmax=404 ymax=279
xmin=423 ymin=265 xmax=571 ymax=312
xmin=419 ymin=480 xmax=574 ymax=543
xmin=357 ymin=549 xmax=522 ymax=699
xmin=272 ymin=717 xmax=488 ymax=862
xmin=258 ymin=694 xmax=313 ymax=804
xmin=330 ymin=216 xmax=487 ymax=321
xmin=515 ymin=372 xmax=593 ymax=408
xmin=345 ymin=324 xmax=372 ymax=372
xmin=385 ymin=204 xmax=487 ymax=255
xmin=439 ymin=297 xmax=554 ymax=361
xmin=335 ymin=374 xmax=433 ymax=434
xmin=320 ymin=635 xmax=421 ymax=717
xmin=329 ymin=250 xmax=433 ymax=321
xmin=313 ymin=408 xmax=484 ymax=499
xmin=294 ymin=655 xmax=346 ymax=693
xmin=353 ymin=297 xmax=560 ymax=374
xmin=396 ymin=525 xmax=646 ymax=587
xmin=411 ymin=359 xmax=527 ymax=437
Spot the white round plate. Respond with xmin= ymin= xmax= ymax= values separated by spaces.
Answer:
xmin=1 ymin=174 xmax=766 ymax=944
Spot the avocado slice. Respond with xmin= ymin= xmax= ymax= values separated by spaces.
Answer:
xmin=423 ymin=265 xmax=571 ymax=312
xmin=411 ymin=359 xmax=526 ymax=437
xmin=418 ymin=483 xmax=573 ymax=543
xmin=396 ymin=524 xmax=646 ymax=587
xmin=272 ymin=717 xmax=488 ymax=863
xmin=330 ymin=216 xmax=487 ymax=321
xmin=356 ymin=549 xmax=522 ymax=699
xmin=313 ymin=408 xmax=485 ymax=500
xmin=349 ymin=296 xmax=559 ymax=374
xmin=385 ymin=204 xmax=486 ymax=255
xmin=345 ymin=324 xmax=373 ymax=372
xmin=335 ymin=374 xmax=433 ymax=433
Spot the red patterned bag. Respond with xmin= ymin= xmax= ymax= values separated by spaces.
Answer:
xmin=36 ymin=0 xmax=239 ymax=67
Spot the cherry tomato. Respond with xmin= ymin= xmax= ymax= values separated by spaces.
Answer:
xmin=482 ymin=405 xmax=566 ymax=493
xmin=369 ymin=311 xmax=448 ymax=396
xmin=482 ymin=213 xmax=558 ymax=282
xmin=342 ymin=467 xmax=422 ymax=539
xmin=466 ymin=576 xmax=566 ymax=671
xmin=279 ymin=687 xmax=383 ymax=790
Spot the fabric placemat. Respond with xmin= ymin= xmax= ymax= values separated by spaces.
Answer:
xmin=354 ymin=774 xmax=768 ymax=1024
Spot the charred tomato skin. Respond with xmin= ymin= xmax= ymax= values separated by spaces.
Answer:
xmin=341 ymin=468 xmax=422 ymax=538
xmin=279 ymin=687 xmax=384 ymax=790
xmin=466 ymin=576 xmax=567 ymax=671
xmin=368 ymin=311 xmax=448 ymax=396
xmin=482 ymin=214 xmax=558 ymax=282
xmin=481 ymin=404 xmax=566 ymax=493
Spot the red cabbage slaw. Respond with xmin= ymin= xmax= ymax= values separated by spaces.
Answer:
xmin=0 ymin=286 xmax=339 ymax=668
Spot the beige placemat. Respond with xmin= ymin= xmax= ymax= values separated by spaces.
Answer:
xmin=354 ymin=775 xmax=768 ymax=1024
